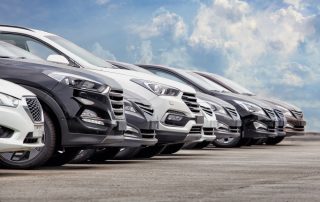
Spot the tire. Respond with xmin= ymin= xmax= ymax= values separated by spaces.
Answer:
xmin=89 ymin=147 xmax=121 ymax=162
xmin=114 ymin=147 xmax=141 ymax=160
xmin=135 ymin=144 xmax=166 ymax=158
xmin=0 ymin=111 xmax=56 ymax=169
xmin=69 ymin=149 xmax=96 ymax=164
xmin=265 ymin=137 xmax=285 ymax=145
xmin=161 ymin=143 xmax=184 ymax=154
xmin=212 ymin=136 xmax=241 ymax=148
xmin=45 ymin=148 xmax=81 ymax=166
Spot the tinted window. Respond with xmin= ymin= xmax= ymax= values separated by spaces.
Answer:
xmin=149 ymin=69 xmax=189 ymax=85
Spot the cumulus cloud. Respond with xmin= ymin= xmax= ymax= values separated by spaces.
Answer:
xmin=189 ymin=0 xmax=316 ymax=87
xmin=91 ymin=42 xmax=116 ymax=60
xmin=137 ymin=40 xmax=154 ymax=64
xmin=132 ymin=8 xmax=188 ymax=40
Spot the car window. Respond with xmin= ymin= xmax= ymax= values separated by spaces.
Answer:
xmin=149 ymin=69 xmax=189 ymax=85
xmin=26 ymin=40 xmax=57 ymax=60
xmin=0 ymin=33 xmax=64 ymax=62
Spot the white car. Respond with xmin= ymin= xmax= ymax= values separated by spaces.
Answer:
xmin=0 ymin=25 xmax=204 ymax=157
xmin=184 ymin=99 xmax=217 ymax=149
xmin=0 ymin=79 xmax=44 ymax=153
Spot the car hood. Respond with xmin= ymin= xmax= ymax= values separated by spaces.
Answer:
xmin=0 ymin=79 xmax=34 ymax=98
xmin=213 ymin=91 xmax=274 ymax=110
xmin=255 ymin=96 xmax=301 ymax=111
xmin=0 ymin=58 xmax=123 ymax=90
xmin=86 ymin=66 xmax=196 ymax=94
xmin=196 ymin=92 xmax=236 ymax=110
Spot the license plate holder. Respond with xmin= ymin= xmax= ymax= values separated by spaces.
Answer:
xmin=196 ymin=116 xmax=204 ymax=124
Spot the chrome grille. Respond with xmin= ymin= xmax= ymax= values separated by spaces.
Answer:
xmin=274 ymin=109 xmax=284 ymax=118
xmin=182 ymin=93 xmax=201 ymax=113
xmin=203 ymin=127 xmax=214 ymax=136
xmin=225 ymin=107 xmax=238 ymax=118
xmin=189 ymin=126 xmax=202 ymax=134
xmin=200 ymin=105 xmax=213 ymax=116
xmin=109 ymin=89 xmax=124 ymax=119
xmin=25 ymin=97 xmax=43 ymax=123
xmin=264 ymin=108 xmax=276 ymax=119
xmin=291 ymin=110 xmax=303 ymax=119
xmin=135 ymin=102 xmax=154 ymax=116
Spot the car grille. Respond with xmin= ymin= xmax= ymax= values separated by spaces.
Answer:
xmin=140 ymin=129 xmax=156 ymax=139
xmin=200 ymin=105 xmax=213 ymax=116
xmin=274 ymin=109 xmax=284 ymax=118
xmin=189 ymin=126 xmax=202 ymax=134
xmin=291 ymin=110 xmax=303 ymax=119
xmin=25 ymin=97 xmax=43 ymax=123
xmin=135 ymin=102 xmax=154 ymax=116
xmin=203 ymin=127 xmax=214 ymax=136
xmin=182 ymin=93 xmax=201 ymax=114
xmin=264 ymin=108 xmax=276 ymax=119
xmin=109 ymin=89 xmax=124 ymax=119
xmin=229 ymin=126 xmax=240 ymax=133
xmin=225 ymin=107 xmax=238 ymax=118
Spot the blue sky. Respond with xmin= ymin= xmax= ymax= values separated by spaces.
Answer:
xmin=0 ymin=0 xmax=319 ymax=131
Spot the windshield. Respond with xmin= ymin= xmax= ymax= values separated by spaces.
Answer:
xmin=45 ymin=35 xmax=113 ymax=68
xmin=177 ymin=69 xmax=231 ymax=92
xmin=0 ymin=41 xmax=43 ymax=61
xmin=209 ymin=73 xmax=254 ymax=95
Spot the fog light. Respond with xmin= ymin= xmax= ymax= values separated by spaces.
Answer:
xmin=81 ymin=109 xmax=104 ymax=125
xmin=285 ymin=123 xmax=294 ymax=129
xmin=217 ymin=122 xmax=229 ymax=131
xmin=125 ymin=125 xmax=139 ymax=138
xmin=124 ymin=105 xmax=136 ymax=113
xmin=167 ymin=114 xmax=183 ymax=121
xmin=253 ymin=122 xmax=268 ymax=130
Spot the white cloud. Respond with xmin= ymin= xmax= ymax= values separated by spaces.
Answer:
xmin=132 ymin=8 xmax=187 ymax=40
xmin=96 ymin=0 xmax=110 ymax=5
xmin=189 ymin=0 xmax=316 ymax=88
xmin=91 ymin=42 xmax=116 ymax=60
xmin=137 ymin=40 xmax=153 ymax=64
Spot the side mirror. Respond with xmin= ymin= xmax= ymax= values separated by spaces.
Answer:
xmin=47 ymin=54 xmax=69 ymax=65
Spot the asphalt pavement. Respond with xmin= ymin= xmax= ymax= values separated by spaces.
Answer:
xmin=1 ymin=139 xmax=320 ymax=202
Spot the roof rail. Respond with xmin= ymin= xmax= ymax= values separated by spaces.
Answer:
xmin=0 ymin=24 xmax=33 ymax=32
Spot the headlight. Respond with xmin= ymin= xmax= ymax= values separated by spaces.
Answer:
xmin=234 ymin=100 xmax=266 ymax=116
xmin=43 ymin=71 xmax=110 ymax=93
xmin=276 ymin=105 xmax=293 ymax=117
xmin=124 ymin=100 xmax=137 ymax=113
xmin=0 ymin=93 xmax=19 ymax=108
xmin=131 ymin=79 xmax=180 ymax=96
xmin=208 ymin=102 xmax=227 ymax=115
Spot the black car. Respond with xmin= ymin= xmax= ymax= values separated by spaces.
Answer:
xmin=0 ymin=42 xmax=129 ymax=168
xmin=110 ymin=61 xmax=242 ymax=148
xmin=195 ymin=71 xmax=305 ymax=144
xmin=73 ymin=90 xmax=159 ymax=162
xmin=137 ymin=64 xmax=281 ymax=146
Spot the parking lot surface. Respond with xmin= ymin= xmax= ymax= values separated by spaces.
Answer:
xmin=1 ymin=140 xmax=320 ymax=202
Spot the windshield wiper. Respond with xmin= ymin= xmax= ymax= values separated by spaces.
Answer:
xmin=241 ymin=93 xmax=254 ymax=96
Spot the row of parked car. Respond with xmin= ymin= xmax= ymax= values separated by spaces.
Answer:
xmin=0 ymin=25 xmax=306 ymax=169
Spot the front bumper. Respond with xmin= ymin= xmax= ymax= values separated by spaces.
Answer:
xmin=285 ymin=118 xmax=306 ymax=137
xmin=215 ymin=114 xmax=242 ymax=139
xmin=0 ymin=103 xmax=44 ymax=153
xmin=63 ymin=119 xmax=127 ymax=147
xmin=243 ymin=115 xmax=278 ymax=139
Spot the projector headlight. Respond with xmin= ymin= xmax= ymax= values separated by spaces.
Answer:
xmin=208 ymin=102 xmax=227 ymax=115
xmin=276 ymin=105 xmax=293 ymax=117
xmin=234 ymin=100 xmax=266 ymax=116
xmin=131 ymin=79 xmax=180 ymax=96
xmin=44 ymin=71 xmax=110 ymax=94
xmin=0 ymin=93 xmax=19 ymax=108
